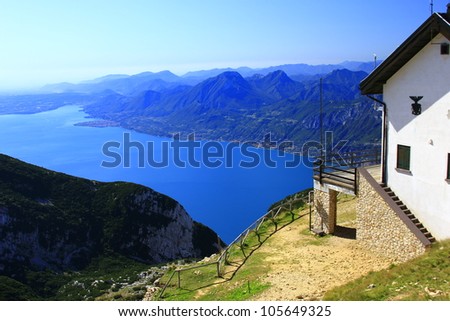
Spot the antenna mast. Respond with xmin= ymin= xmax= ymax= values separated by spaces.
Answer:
xmin=430 ymin=0 xmax=434 ymax=15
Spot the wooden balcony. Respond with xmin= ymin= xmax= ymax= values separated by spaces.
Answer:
xmin=313 ymin=149 xmax=381 ymax=195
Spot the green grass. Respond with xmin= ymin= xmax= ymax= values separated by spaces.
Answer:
xmin=323 ymin=240 xmax=450 ymax=301
xmin=158 ymin=263 xmax=221 ymax=301
xmin=204 ymin=278 xmax=270 ymax=301
xmin=158 ymin=237 xmax=274 ymax=301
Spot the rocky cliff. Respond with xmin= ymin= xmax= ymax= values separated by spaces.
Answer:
xmin=0 ymin=154 xmax=222 ymax=276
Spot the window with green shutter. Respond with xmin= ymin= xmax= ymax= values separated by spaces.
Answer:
xmin=397 ymin=145 xmax=411 ymax=171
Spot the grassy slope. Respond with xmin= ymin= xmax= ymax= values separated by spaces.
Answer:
xmin=158 ymin=206 xmax=307 ymax=301
xmin=323 ymin=241 xmax=450 ymax=301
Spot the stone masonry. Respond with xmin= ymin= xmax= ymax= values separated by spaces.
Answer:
xmin=356 ymin=170 xmax=426 ymax=262
xmin=313 ymin=189 xmax=337 ymax=234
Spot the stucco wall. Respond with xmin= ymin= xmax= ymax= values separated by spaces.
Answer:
xmin=357 ymin=171 xmax=426 ymax=262
xmin=383 ymin=33 xmax=450 ymax=240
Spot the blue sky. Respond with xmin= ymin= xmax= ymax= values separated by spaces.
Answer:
xmin=0 ymin=0 xmax=447 ymax=90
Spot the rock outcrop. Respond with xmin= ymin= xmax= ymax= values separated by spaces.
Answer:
xmin=0 ymin=154 xmax=222 ymax=275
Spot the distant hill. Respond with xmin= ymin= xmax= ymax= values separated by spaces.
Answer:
xmin=182 ymin=66 xmax=257 ymax=81
xmin=41 ymin=71 xmax=188 ymax=95
xmin=182 ymin=61 xmax=379 ymax=80
xmin=0 ymin=93 xmax=92 ymax=115
xmin=176 ymin=71 xmax=272 ymax=113
xmin=247 ymin=70 xmax=304 ymax=100
xmin=39 ymin=60 xmax=378 ymax=95
xmin=0 ymin=153 xmax=221 ymax=276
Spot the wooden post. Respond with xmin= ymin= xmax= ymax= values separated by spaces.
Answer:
xmin=225 ymin=250 xmax=230 ymax=265
xmin=240 ymin=244 xmax=246 ymax=258
xmin=328 ymin=189 xmax=337 ymax=234
xmin=177 ymin=270 xmax=181 ymax=288
xmin=271 ymin=217 xmax=278 ymax=231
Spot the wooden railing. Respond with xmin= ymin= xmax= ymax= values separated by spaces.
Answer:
xmin=158 ymin=192 xmax=311 ymax=299
xmin=313 ymin=148 xmax=381 ymax=193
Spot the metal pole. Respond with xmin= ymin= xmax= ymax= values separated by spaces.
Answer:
xmin=309 ymin=190 xmax=314 ymax=231
xmin=319 ymin=163 xmax=323 ymax=184
xmin=309 ymin=202 xmax=312 ymax=231
xmin=320 ymin=78 xmax=324 ymax=158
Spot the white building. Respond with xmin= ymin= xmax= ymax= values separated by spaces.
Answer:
xmin=313 ymin=5 xmax=450 ymax=262
xmin=360 ymin=5 xmax=450 ymax=241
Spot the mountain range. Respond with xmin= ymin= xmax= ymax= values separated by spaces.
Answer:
xmin=39 ymin=61 xmax=378 ymax=95
xmin=79 ymin=68 xmax=381 ymax=150
xmin=0 ymin=61 xmax=382 ymax=151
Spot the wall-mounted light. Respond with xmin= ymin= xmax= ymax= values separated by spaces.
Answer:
xmin=409 ymin=96 xmax=423 ymax=115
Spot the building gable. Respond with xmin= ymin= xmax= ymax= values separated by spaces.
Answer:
xmin=360 ymin=11 xmax=450 ymax=95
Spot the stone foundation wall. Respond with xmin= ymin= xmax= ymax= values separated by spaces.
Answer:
xmin=357 ymin=171 xmax=426 ymax=263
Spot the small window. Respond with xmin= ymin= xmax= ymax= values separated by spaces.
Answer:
xmin=441 ymin=43 xmax=449 ymax=55
xmin=397 ymin=145 xmax=411 ymax=171
xmin=447 ymin=153 xmax=450 ymax=180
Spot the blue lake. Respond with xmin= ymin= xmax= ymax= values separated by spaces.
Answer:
xmin=0 ymin=106 xmax=312 ymax=243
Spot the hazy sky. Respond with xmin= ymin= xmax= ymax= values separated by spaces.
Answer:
xmin=0 ymin=0 xmax=447 ymax=90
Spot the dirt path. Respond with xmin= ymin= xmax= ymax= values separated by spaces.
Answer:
xmin=252 ymin=217 xmax=391 ymax=301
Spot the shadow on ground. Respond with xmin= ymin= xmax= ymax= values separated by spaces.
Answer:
xmin=334 ymin=225 xmax=356 ymax=240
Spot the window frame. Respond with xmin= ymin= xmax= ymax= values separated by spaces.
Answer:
xmin=396 ymin=144 xmax=411 ymax=171
xmin=447 ymin=153 xmax=450 ymax=180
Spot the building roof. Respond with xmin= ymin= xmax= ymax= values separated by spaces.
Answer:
xmin=360 ymin=10 xmax=450 ymax=95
